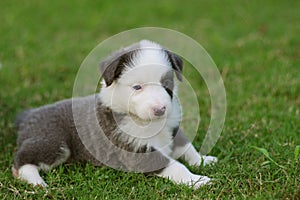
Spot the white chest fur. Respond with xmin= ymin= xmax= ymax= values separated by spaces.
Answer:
xmin=116 ymin=116 xmax=174 ymax=156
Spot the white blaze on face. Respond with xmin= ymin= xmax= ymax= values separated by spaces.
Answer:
xmin=114 ymin=64 xmax=175 ymax=140
xmin=118 ymin=62 xmax=173 ymax=121
xmin=129 ymin=82 xmax=171 ymax=120
xmin=122 ymin=41 xmax=173 ymax=120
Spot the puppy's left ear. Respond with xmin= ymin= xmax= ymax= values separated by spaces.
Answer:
xmin=99 ymin=43 xmax=140 ymax=87
xmin=166 ymin=50 xmax=183 ymax=81
xmin=99 ymin=50 xmax=133 ymax=87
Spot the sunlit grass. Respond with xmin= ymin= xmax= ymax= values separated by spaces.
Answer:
xmin=0 ymin=0 xmax=299 ymax=199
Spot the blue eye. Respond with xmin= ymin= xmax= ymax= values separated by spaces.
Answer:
xmin=132 ymin=85 xmax=142 ymax=90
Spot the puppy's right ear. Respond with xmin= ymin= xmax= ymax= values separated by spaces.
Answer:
xmin=99 ymin=51 xmax=132 ymax=87
xmin=165 ymin=50 xmax=183 ymax=81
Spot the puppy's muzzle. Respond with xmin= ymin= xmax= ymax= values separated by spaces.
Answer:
xmin=153 ymin=106 xmax=166 ymax=116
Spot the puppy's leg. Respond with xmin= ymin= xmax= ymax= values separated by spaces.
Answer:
xmin=13 ymin=164 xmax=47 ymax=187
xmin=171 ymin=128 xmax=217 ymax=166
xmin=156 ymin=159 xmax=210 ymax=188
xmin=13 ymin=137 xmax=70 ymax=187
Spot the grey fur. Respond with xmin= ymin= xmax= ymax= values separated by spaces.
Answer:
xmin=160 ymin=70 xmax=175 ymax=98
xmin=14 ymin=96 xmax=96 ymax=169
xmin=14 ymin=95 xmax=170 ymax=172
xmin=172 ymin=127 xmax=189 ymax=148
xmin=15 ymin=109 xmax=32 ymax=129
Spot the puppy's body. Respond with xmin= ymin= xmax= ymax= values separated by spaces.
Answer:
xmin=13 ymin=40 xmax=217 ymax=188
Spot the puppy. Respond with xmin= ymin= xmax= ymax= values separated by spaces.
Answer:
xmin=12 ymin=40 xmax=217 ymax=188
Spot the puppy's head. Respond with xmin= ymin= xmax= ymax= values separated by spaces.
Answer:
xmin=99 ymin=40 xmax=183 ymax=121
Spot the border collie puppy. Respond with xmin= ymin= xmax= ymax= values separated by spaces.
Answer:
xmin=13 ymin=40 xmax=217 ymax=188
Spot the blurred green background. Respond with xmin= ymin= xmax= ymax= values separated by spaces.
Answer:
xmin=0 ymin=0 xmax=299 ymax=199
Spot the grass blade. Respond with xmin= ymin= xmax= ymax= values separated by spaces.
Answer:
xmin=250 ymin=146 xmax=286 ymax=169
xmin=294 ymin=145 xmax=300 ymax=163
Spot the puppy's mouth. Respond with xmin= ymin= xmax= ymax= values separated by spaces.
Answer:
xmin=128 ymin=111 xmax=167 ymax=125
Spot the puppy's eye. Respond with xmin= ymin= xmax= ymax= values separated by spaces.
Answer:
xmin=132 ymin=85 xmax=142 ymax=90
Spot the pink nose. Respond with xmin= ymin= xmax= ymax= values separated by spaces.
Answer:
xmin=153 ymin=106 xmax=166 ymax=116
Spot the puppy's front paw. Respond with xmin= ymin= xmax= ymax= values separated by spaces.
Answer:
xmin=158 ymin=161 xmax=212 ymax=189
xmin=201 ymin=155 xmax=218 ymax=166
xmin=186 ymin=174 xmax=211 ymax=189
xmin=30 ymin=179 xmax=48 ymax=188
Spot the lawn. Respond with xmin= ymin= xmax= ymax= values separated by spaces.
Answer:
xmin=0 ymin=0 xmax=299 ymax=199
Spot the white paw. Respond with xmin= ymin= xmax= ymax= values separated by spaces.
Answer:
xmin=158 ymin=161 xmax=212 ymax=189
xmin=201 ymin=155 xmax=218 ymax=166
xmin=28 ymin=178 xmax=48 ymax=187
xmin=17 ymin=164 xmax=48 ymax=187
xmin=184 ymin=174 xmax=211 ymax=189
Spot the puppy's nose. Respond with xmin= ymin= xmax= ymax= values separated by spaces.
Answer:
xmin=153 ymin=106 xmax=166 ymax=116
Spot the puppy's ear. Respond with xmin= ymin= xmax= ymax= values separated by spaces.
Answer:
xmin=166 ymin=50 xmax=183 ymax=81
xmin=99 ymin=51 xmax=133 ymax=87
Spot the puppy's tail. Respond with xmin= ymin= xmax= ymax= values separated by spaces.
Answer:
xmin=15 ymin=109 xmax=32 ymax=129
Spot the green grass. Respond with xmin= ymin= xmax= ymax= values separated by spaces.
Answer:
xmin=0 ymin=0 xmax=299 ymax=199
